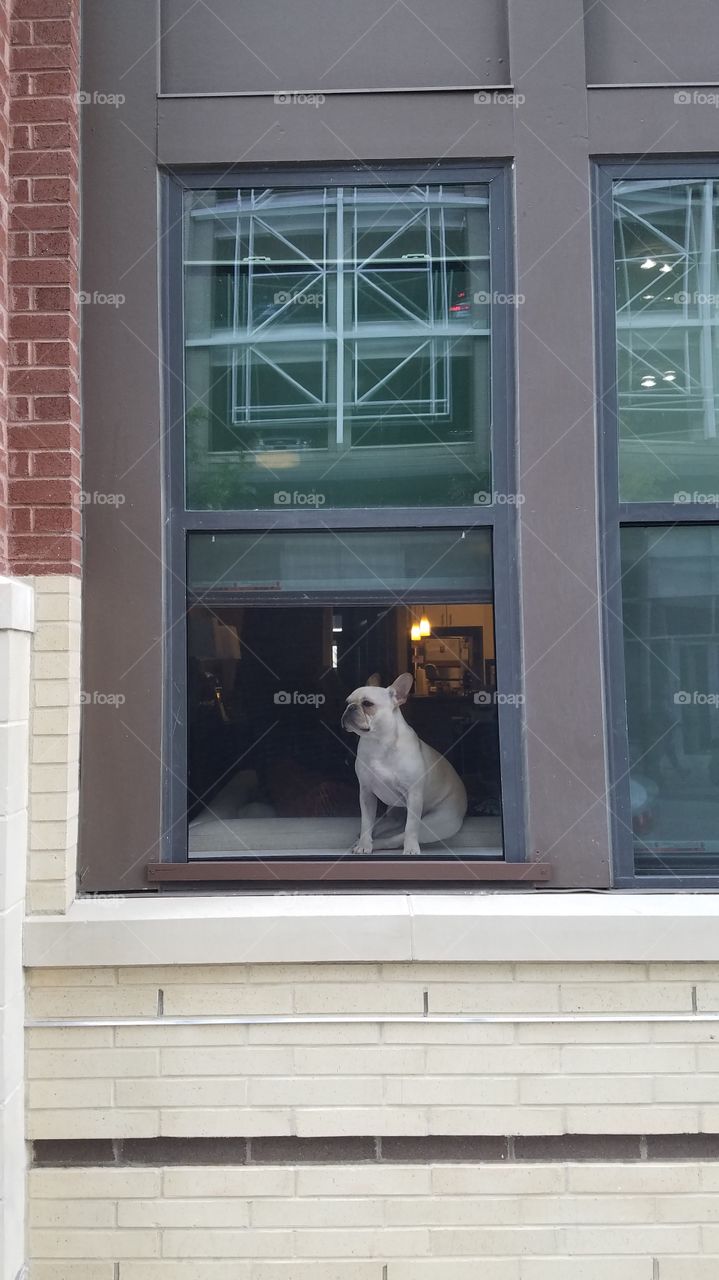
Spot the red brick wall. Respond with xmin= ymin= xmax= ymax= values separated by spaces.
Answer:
xmin=4 ymin=0 xmax=81 ymax=576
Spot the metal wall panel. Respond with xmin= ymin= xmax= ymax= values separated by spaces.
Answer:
xmin=585 ymin=0 xmax=719 ymax=85
xmin=160 ymin=0 xmax=509 ymax=94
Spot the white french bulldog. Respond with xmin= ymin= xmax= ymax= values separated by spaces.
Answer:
xmin=341 ymin=672 xmax=467 ymax=855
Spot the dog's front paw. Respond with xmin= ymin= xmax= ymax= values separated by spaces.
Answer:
xmin=403 ymin=838 xmax=421 ymax=856
xmin=352 ymin=837 xmax=374 ymax=854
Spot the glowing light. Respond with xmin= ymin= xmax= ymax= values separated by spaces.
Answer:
xmin=640 ymin=258 xmax=656 ymax=269
xmin=419 ymin=615 xmax=431 ymax=638
xmin=410 ymin=623 xmax=422 ymax=643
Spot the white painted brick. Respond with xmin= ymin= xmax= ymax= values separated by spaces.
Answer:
xmin=559 ymin=983 xmax=692 ymax=1012
xmin=251 ymin=1197 xmax=384 ymax=1228
xmin=519 ymin=1075 xmax=652 ymax=1105
xmin=425 ymin=1046 xmax=560 ymax=1075
xmin=695 ymin=1044 xmax=719 ymax=1070
xmin=659 ymin=1261 xmax=719 ymax=1280
xmin=427 ymin=1226 xmax=558 ymax=1255
xmin=385 ymin=1075 xmax=518 ymax=1106
xmin=563 ymin=1225 xmax=701 ymax=1253
xmin=30 ymin=1266 xmax=116 ymax=1280
xmin=29 ymin=1169 xmax=161 ymax=1198
xmin=163 ymin=986 xmax=293 ymax=1016
xmin=28 ymin=1048 xmax=158 ymax=1079
xmin=293 ymin=983 xmax=422 ymax=1014
xmin=700 ymin=1165 xmax=719 ymax=1190
xmin=561 ymin=1045 xmax=694 ymax=1074
xmin=29 ymin=792 xmax=77 ymax=822
xmin=29 ymin=967 xmax=117 ymax=989
xmin=29 ymin=1199 xmax=116 ymax=1228
xmin=33 ymin=622 xmax=80 ymax=654
xmin=520 ymin=1262 xmax=653 ymax=1280
xmin=568 ymin=1163 xmax=700 ymax=1193
xmin=694 ymin=985 xmax=719 ymax=1011
xmin=119 ymin=965 xmax=251 ymax=985
xmin=160 ymin=1108 xmax=293 ymax=1137
xmin=294 ymin=1047 xmax=425 ymax=1075
xmin=162 ymin=1230 xmax=294 ymax=1258
xmin=32 ymin=735 xmax=77 ymax=765
xmin=385 ymin=962 xmax=514 ymax=983
xmin=27 ymin=1109 xmax=158 ymax=1140
xmin=250 ymin=963 xmax=383 ymax=984
xmin=248 ymin=1023 xmax=381 ymax=1045
xmin=655 ymin=1075 xmax=719 ymax=1102
xmin=26 ymin=879 xmax=73 ymax=914
xmin=517 ymin=1022 xmax=650 ymax=1044
xmin=382 ymin=1022 xmax=513 ymax=1045
xmin=33 ymin=679 xmax=79 ymax=708
xmin=294 ymin=1107 xmax=428 ymax=1137
xmin=432 ymin=1166 xmax=565 ymax=1196
xmin=116 ymin=1024 xmax=250 ymax=1047
xmin=160 ymin=1048 xmax=294 ymax=1077
xmin=564 ymin=1105 xmax=699 ymax=1133
xmin=521 ymin=963 xmax=648 ymax=982
xmin=30 ymin=1229 xmax=160 ymax=1259
xmin=27 ymin=1079 xmax=114 ymax=1109
xmin=30 ymin=764 xmax=74 ymax=794
xmin=393 ymin=1266 xmax=519 ymax=1280
xmin=248 ymin=1076 xmax=385 ymax=1107
xmin=386 ymin=1195 xmax=523 ymax=1226
xmin=429 ymin=984 xmax=560 ymax=1013
xmin=165 ymin=1168 xmax=295 ymax=1198
xmin=292 ymin=1227 xmax=430 ymax=1256
xmin=296 ymin=1165 xmax=431 ymax=1197
xmin=118 ymin=1198 xmax=250 ymax=1228
xmin=699 ymin=1107 xmax=719 ymax=1130
xmin=119 ymin=1266 xmax=251 ymax=1280
xmin=521 ymin=1194 xmax=656 ymax=1224
xmin=28 ymin=988 xmax=158 ymax=1017
xmin=116 ymin=1078 xmax=249 ymax=1108
xmin=656 ymin=1194 xmax=719 ymax=1222
xmin=29 ymin=850 xmax=72 ymax=880
xmin=426 ymin=1106 xmax=564 ymax=1135
xmin=27 ymin=1027 xmax=113 ymax=1049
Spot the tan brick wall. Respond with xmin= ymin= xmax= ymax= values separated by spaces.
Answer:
xmin=23 ymin=572 xmax=80 ymax=912
xmin=26 ymin=1160 xmax=719 ymax=1278
xmin=25 ymin=962 xmax=719 ymax=1141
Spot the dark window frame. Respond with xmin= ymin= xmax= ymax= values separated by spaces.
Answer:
xmin=160 ymin=161 xmax=528 ymax=875
xmin=596 ymin=158 xmax=719 ymax=889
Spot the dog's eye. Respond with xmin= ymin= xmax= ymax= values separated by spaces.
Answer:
xmin=361 ymin=699 xmax=373 ymax=709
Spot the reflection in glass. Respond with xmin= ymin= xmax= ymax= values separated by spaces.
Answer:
xmin=614 ymin=179 xmax=719 ymax=501
xmin=186 ymin=530 xmax=503 ymax=857
xmin=184 ymin=184 xmax=492 ymax=509
xmin=621 ymin=526 xmax=719 ymax=874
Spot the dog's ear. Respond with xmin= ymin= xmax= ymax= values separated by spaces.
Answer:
xmin=366 ymin=672 xmax=382 ymax=687
xmin=389 ymin=672 xmax=413 ymax=706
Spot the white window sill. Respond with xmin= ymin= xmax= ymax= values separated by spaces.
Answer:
xmin=23 ymin=892 xmax=719 ymax=967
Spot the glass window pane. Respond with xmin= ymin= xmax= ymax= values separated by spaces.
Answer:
xmin=621 ymin=525 xmax=719 ymax=875
xmin=186 ymin=530 xmax=505 ymax=858
xmin=183 ymin=184 xmax=492 ymax=510
xmin=613 ymin=179 xmax=719 ymax=502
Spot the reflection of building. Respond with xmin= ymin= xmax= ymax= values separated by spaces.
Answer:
xmin=615 ymin=180 xmax=719 ymax=497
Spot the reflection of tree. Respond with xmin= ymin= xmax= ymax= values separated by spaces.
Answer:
xmin=185 ymin=403 xmax=256 ymax=509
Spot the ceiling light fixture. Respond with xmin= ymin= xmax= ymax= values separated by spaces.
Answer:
xmin=641 ymin=376 xmax=656 ymax=388
xmin=640 ymin=258 xmax=656 ymax=269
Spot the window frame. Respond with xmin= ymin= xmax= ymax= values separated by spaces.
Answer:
xmin=596 ymin=158 xmax=719 ymax=889
xmin=161 ymin=161 xmax=526 ymax=875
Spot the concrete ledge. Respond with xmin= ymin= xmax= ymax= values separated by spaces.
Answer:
xmin=23 ymin=892 xmax=719 ymax=967
xmin=0 ymin=577 xmax=34 ymax=633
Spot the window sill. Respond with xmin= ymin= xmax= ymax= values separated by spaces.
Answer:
xmin=23 ymin=891 xmax=719 ymax=967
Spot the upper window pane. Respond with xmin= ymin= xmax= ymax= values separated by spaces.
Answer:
xmin=621 ymin=524 xmax=719 ymax=875
xmin=614 ymin=179 xmax=719 ymax=502
xmin=183 ymin=183 xmax=492 ymax=509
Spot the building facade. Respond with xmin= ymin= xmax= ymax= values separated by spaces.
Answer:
xmin=1 ymin=0 xmax=719 ymax=1275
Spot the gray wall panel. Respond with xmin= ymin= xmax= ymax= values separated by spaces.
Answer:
xmin=589 ymin=87 xmax=719 ymax=153
xmin=160 ymin=0 xmax=509 ymax=93
xmin=585 ymin=0 xmax=719 ymax=85
xmin=79 ymin=0 xmax=164 ymax=891
xmin=157 ymin=93 xmax=516 ymax=165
